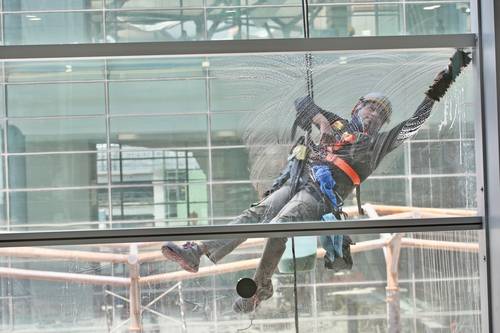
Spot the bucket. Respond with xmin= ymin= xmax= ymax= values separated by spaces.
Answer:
xmin=278 ymin=236 xmax=317 ymax=273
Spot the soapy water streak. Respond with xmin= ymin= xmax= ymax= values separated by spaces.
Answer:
xmin=210 ymin=51 xmax=471 ymax=196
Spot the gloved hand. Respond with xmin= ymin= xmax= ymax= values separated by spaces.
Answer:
xmin=426 ymin=49 xmax=472 ymax=101
xmin=293 ymin=95 xmax=322 ymax=131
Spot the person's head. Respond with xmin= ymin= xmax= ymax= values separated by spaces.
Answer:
xmin=351 ymin=92 xmax=392 ymax=135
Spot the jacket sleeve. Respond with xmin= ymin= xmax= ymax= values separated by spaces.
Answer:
xmin=384 ymin=96 xmax=436 ymax=152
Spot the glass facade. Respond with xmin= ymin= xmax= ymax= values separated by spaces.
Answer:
xmin=0 ymin=0 xmax=470 ymax=45
xmin=0 ymin=1 xmax=489 ymax=332
xmin=0 ymin=230 xmax=481 ymax=332
xmin=0 ymin=49 xmax=477 ymax=231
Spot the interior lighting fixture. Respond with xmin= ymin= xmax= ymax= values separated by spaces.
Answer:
xmin=423 ymin=5 xmax=441 ymax=10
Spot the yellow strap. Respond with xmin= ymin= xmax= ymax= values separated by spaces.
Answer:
xmin=292 ymin=145 xmax=308 ymax=160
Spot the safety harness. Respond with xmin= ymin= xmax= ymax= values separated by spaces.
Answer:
xmin=323 ymin=148 xmax=363 ymax=215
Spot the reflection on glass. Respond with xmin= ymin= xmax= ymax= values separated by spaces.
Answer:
xmin=0 ymin=50 xmax=478 ymax=231
xmin=210 ymin=112 xmax=253 ymax=146
xmin=4 ymin=12 xmax=104 ymax=45
xmin=109 ymin=80 xmax=207 ymax=115
xmin=0 ymin=192 xmax=6 ymax=230
xmin=206 ymin=6 xmax=304 ymax=40
xmin=211 ymin=147 xmax=251 ymax=181
xmin=1 ymin=1 xmax=472 ymax=45
xmin=110 ymin=148 xmax=208 ymax=184
xmin=412 ymin=176 xmax=476 ymax=209
xmin=406 ymin=3 xmax=470 ymax=35
xmin=9 ymin=188 xmax=109 ymax=230
xmin=0 ymin=230 xmax=481 ymax=332
xmin=105 ymin=0 xmax=204 ymax=9
xmin=107 ymin=57 xmax=206 ymax=79
xmin=411 ymin=140 xmax=476 ymax=175
xmin=5 ymin=60 xmax=105 ymax=82
xmin=111 ymin=184 xmax=208 ymax=227
xmin=309 ymin=2 xmax=470 ymax=37
xmin=8 ymin=153 xmax=105 ymax=189
xmin=7 ymin=118 xmax=107 ymax=153
xmin=207 ymin=0 xmax=301 ymax=5
xmin=3 ymin=1 xmax=100 ymax=11
xmin=110 ymin=114 xmax=208 ymax=149
xmin=212 ymin=183 xmax=259 ymax=218
xmin=7 ymin=83 xmax=105 ymax=117
xmin=105 ymin=10 xmax=205 ymax=42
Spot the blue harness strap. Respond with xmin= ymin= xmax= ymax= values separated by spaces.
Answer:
xmin=312 ymin=164 xmax=345 ymax=261
xmin=311 ymin=164 xmax=339 ymax=209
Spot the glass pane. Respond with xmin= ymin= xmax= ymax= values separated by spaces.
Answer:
xmin=111 ymin=184 xmax=209 ymax=227
xmin=7 ymin=118 xmax=107 ymax=153
xmin=108 ymin=80 xmax=207 ymax=115
xmin=5 ymin=60 xmax=105 ymax=82
xmin=406 ymin=3 xmax=470 ymax=35
xmin=211 ymin=112 xmax=254 ymax=146
xmin=110 ymin=149 xmax=209 ymax=184
xmin=210 ymin=77 xmax=270 ymax=112
xmin=7 ymin=83 xmax=105 ymax=117
xmin=106 ymin=0 xmax=204 ymax=9
xmin=4 ymin=12 xmax=104 ymax=45
xmin=212 ymin=183 xmax=259 ymax=219
xmin=105 ymin=10 xmax=206 ymax=42
xmin=110 ymin=115 xmax=208 ymax=149
xmin=206 ymin=6 xmax=304 ymax=40
xmin=0 ymin=1 xmax=473 ymax=46
xmin=411 ymin=140 xmax=476 ymax=175
xmin=309 ymin=2 xmax=470 ymax=37
xmin=0 ymin=230 xmax=482 ymax=331
xmin=212 ymin=147 xmax=252 ymax=181
xmin=412 ymin=176 xmax=476 ymax=209
xmin=107 ymin=57 xmax=205 ymax=79
xmin=0 ymin=48 xmax=479 ymax=231
xmin=3 ymin=1 xmax=100 ymax=11
xmin=0 ymin=192 xmax=7 ymax=230
xmin=8 ymin=188 xmax=109 ymax=231
xmin=8 ymin=153 xmax=105 ymax=189
xmin=207 ymin=0 xmax=301 ymax=5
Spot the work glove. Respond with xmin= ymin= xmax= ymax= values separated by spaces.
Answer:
xmin=426 ymin=49 xmax=472 ymax=101
xmin=291 ymin=95 xmax=322 ymax=139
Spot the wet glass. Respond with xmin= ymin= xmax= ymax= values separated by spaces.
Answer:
xmin=109 ymin=114 xmax=208 ymax=149
xmin=0 ymin=230 xmax=482 ymax=332
xmin=108 ymin=79 xmax=207 ymax=115
xmin=4 ymin=60 xmax=105 ymax=82
xmin=107 ymin=57 xmax=206 ymax=79
xmin=0 ymin=48 xmax=478 ymax=232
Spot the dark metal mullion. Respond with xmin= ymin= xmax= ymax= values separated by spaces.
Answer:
xmin=0 ymin=216 xmax=482 ymax=248
xmin=0 ymin=35 xmax=476 ymax=60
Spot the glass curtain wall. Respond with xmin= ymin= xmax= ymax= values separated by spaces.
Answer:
xmin=0 ymin=0 xmax=470 ymax=45
xmin=0 ymin=50 xmax=476 ymax=231
xmin=0 ymin=231 xmax=482 ymax=332
xmin=0 ymin=1 xmax=484 ymax=333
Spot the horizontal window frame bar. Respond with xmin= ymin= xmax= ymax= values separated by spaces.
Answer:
xmin=0 ymin=35 xmax=476 ymax=61
xmin=0 ymin=216 xmax=481 ymax=248
xmin=0 ymin=1 xmax=471 ymax=14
